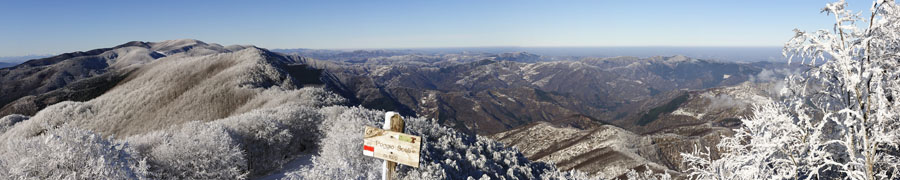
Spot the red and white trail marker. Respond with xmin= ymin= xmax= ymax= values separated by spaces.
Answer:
xmin=363 ymin=145 xmax=375 ymax=156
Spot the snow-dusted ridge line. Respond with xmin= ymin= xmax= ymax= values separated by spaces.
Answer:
xmin=0 ymin=40 xmax=622 ymax=179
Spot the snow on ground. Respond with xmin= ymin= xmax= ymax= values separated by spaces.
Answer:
xmin=0 ymin=42 xmax=603 ymax=179
xmin=255 ymin=153 xmax=315 ymax=180
xmin=671 ymin=108 xmax=705 ymax=120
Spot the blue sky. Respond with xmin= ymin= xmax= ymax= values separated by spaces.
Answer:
xmin=0 ymin=0 xmax=873 ymax=56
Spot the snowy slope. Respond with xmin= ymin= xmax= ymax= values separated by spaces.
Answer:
xmin=491 ymin=81 xmax=783 ymax=177
xmin=493 ymin=122 xmax=678 ymax=178
xmin=0 ymin=39 xmax=246 ymax=118
xmin=0 ymin=47 xmax=336 ymax=138
xmin=0 ymin=40 xmax=610 ymax=179
xmin=316 ymin=55 xmax=774 ymax=135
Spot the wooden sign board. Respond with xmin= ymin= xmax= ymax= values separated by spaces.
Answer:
xmin=363 ymin=126 xmax=422 ymax=168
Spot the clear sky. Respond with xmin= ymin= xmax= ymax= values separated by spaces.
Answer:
xmin=0 ymin=0 xmax=874 ymax=57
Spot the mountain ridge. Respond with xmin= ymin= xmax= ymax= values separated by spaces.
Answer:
xmin=309 ymin=54 xmax=775 ymax=135
xmin=0 ymin=39 xmax=798 ymax=179
xmin=0 ymin=39 xmax=261 ymax=118
xmin=0 ymin=39 xmax=603 ymax=179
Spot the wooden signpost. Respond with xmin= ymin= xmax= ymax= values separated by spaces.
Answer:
xmin=363 ymin=112 xmax=422 ymax=180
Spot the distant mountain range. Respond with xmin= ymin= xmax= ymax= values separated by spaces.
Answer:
xmin=0 ymin=40 xmax=594 ymax=179
xmin=0 ymin=55 xmax=51 ymax=68
xmin=287 ymin=48 xmax=804 ymax=176
xmin=306 ymin=53 xmax=796 ymax=135
xmin=274 ymin=46 xmax=786 ymax=63
xmin=0 ymin=40 xmax=804 ymax=178
xmin=492 ymin=81 xmax=786 ymax=176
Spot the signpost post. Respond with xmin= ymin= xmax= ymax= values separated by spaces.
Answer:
xmin=363 ymin=112 xmax=421 ymax=180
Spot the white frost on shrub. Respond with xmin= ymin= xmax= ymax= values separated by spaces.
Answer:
xmin=286 ymin=106 xmax=596 ymax=180
xmin=0 ymin=114 xmax=29 ymax=134
xmin=140 ymin=122 xmax=247 ymax=179
xmin=0 ymin=41 xmax=607 ymax=179
xmin=0 ymin=125 xmax=148 ymax=179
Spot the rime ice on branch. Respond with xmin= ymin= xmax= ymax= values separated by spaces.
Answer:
xmin=683 ymin=0 xmax=900 ymax=179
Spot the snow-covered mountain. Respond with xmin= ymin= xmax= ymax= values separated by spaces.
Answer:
xmin=493 ymin=122 xmax=676 ymax=178
xmin=311 ymin=55 xmax=789 ymax=135
xmin=0 ymin=55 xmax=50 ymax=68
xmin=0 ymin=40 xmax=251 ymax=118
xmin=285 ymin=49 xmax=800 ymax=178
xmin=0 ymin=40 xmax=610 ymax=179
xmin=0 ymin=39 xmax=799 ymax=179
xmin=492 ymin=80 xmax=786 ymax=177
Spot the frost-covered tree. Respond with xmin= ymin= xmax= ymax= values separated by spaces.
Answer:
xmin=0 ymin=125 xmax=149 ymax=179
xmin=210 ymin=104 xmax=325 ymax=177
xmin=682 ymin=103 xmax=819 ymax=179
xmin=285 ymin=106 xmax=598 ymax=180
xmin=143 ymin=122 xmax=248 ymax=179
xmin=0 ymin=114 xmax=28 ymax=134
xmin=625 ymin=165 xmax=672 ymax=180
xmin=121 ymin=102 xmax=328 ymax=179
xmin=683 ymin=0 xmax=900 ymax=179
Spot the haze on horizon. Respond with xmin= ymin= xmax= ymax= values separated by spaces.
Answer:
xmin=0 ymin=0 xmax=868 ymax=57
